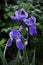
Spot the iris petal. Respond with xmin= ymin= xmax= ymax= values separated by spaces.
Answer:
xmin=31 ymin=16 xmax=36 ymax=24
xmin=9 ymin=29 xmax=22 ymax=40
xmin=10 ymin=16 xmax=18 ymax=21
xmin=23 ymin=16 xmax=36 ymax=26
xmin=23 ymin=18 xmax=33 ymax=26
xmin=7 ymin=39 xmax=12 ymax=47
xmin=29 ymin=25 xmax=37 ymax=36
xmin=16 ymin=39 xmax=24 ymax=50
xmin=10 ymin=8 xmax=28 ymax=21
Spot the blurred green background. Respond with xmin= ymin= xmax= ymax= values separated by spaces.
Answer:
xmin=0 ymin=0 xmax=43 ymax=65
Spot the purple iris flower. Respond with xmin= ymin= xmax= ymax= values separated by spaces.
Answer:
xmin=7 ymin=29 xmax=25 ymax=50
xmin=23 ymin=16 xmax=36 ymax=26
xmin=10 ymin=8 xmax=28 ymax=21
xmin=9 ymin=29 xmax=22 ymax=40
xmin=23 ymin=16 xmax=37 ymax=36
xmin=7 ymin=39 xmax=12 ymax=47
xmin=29 ymin=25 xmax=37 ymax=35
xmin=16 ymin=39 xmax=24 ymax=50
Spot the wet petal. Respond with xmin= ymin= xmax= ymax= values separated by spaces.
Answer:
xmin=7 ymin=39 xmax=12 ymax=47
xmin=16 ymin=39 xmax=24 ymax=50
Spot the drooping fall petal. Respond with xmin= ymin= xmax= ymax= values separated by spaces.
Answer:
xmin=16 ymin=39 xmax=24 ymax=50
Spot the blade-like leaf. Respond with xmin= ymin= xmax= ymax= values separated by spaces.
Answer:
xmin=0 ymin=39 xmax=6 ymax=47
xmin=23 ymin=47 xmax=29 ymax=65
xmin=32 ymin=49 xmax=35 ymax=65
xmin=9 ymin=51 xmax=21 ymax=65
xmin=0 ymin=49 xmax=8 ymax=65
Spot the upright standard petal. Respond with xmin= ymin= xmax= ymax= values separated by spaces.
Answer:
xmin=29 ymin=25 xmax=37 ymax=36
xmin=10 ymin=16 xmax=19 ymax=21
xmin=7 ymin=39 xmax=12 ymax=47
xmin=16 ymin=39 xmax=24 ymax=50
xmin=19 ymin=8 xmax=28 ymax=19
xmin=9 ymin=29 xmax=22 ymax=40
xmin=31 ymin=16 xmax=36 ymax=24
xmin=10 ymin=8 xmax=28 ymax=21
xmin=23 ymin=18 xmax=33 ymax=26
xmin=15 ymin=8 xmax=28 ymax=19
xmin=23 ymin=16 xmax=36 ymax=26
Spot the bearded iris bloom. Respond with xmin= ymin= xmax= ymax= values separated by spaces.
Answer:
xmin=16 ymin=39 xmax=24 ymax=50
xmin=7 ymin=39 xmax=12 ymax=47
xmin=23 ymin=16 xmax=36 ymax=26
xmin=29 ymin=25 xmax=37 ymax=35
xmin=23 ymin=16 xmax=37 ymax=35
xmin=7 ymin=29 xmax=26 ymax=50
xmin=10 ymin=8 xmax=28 ymax=21
xmin=7 ymin=8 xmax=37 ymax=51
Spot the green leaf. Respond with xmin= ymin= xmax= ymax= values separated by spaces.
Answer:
xmin=4 ymin=13 xmax=9 ymax=19
xmin=31 ymin=11 xmax=39 ymax=17
xmin=0 ymin=49 xmax=8 ymax=65
xmin=0 ymin=21 xmax=5 ymax=27
xmin=23 ymin=47 xmax=29 ymax=65
xmin=14 ymin=26 xmax=20 ymax=29
xmin=4 ymin=7 xmax=10 ymax=12
xmin=37 ymin=24 xmax=43 ymax=29
xmin=32 ymin=49 xmax=35 ymax=65
xmin=7 ymin=12 xmax=14 ymax=16
xmin=34 ymin=9 xmax=42 ymax=13
xmin=21 ymin=27 xmax=27 ymax=37
xmin=9 ymin=51 xmax=21 ymax=65
xmin=4 ymin=6 xmax=14 ymax=12
xmin=19 ymin=2 xmax=32 ymax=11
xmin=0 ymin=49 xmax=3 ymax=59
xmin=1 ymin=27 xmax=12 ymax=33
xmin=0 ymin=39 xmax=6 ymax=47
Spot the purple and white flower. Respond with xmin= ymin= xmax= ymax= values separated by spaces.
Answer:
xmin=23 ymin=16 xmax=37 ymax=36
xmin=10 ymin=8 xmax=28 ymax=21
xmin=7 ymin=29 xmax=26 ymax=50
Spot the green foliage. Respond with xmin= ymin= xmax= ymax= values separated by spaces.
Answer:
xmin=23 ymin=47 xmax=29 ymax=65
xmin=0 ymin=0 xmax=43 ymax=65
xmin=9 ymin=51 xmax=21 ymax=65
xmin=0 ymin=39 xmax=6 ymax=47
xmin=31 ymin=49 xmax=35 ymax=65
xmin=0 ymin=49 xmax=8 ymax=65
